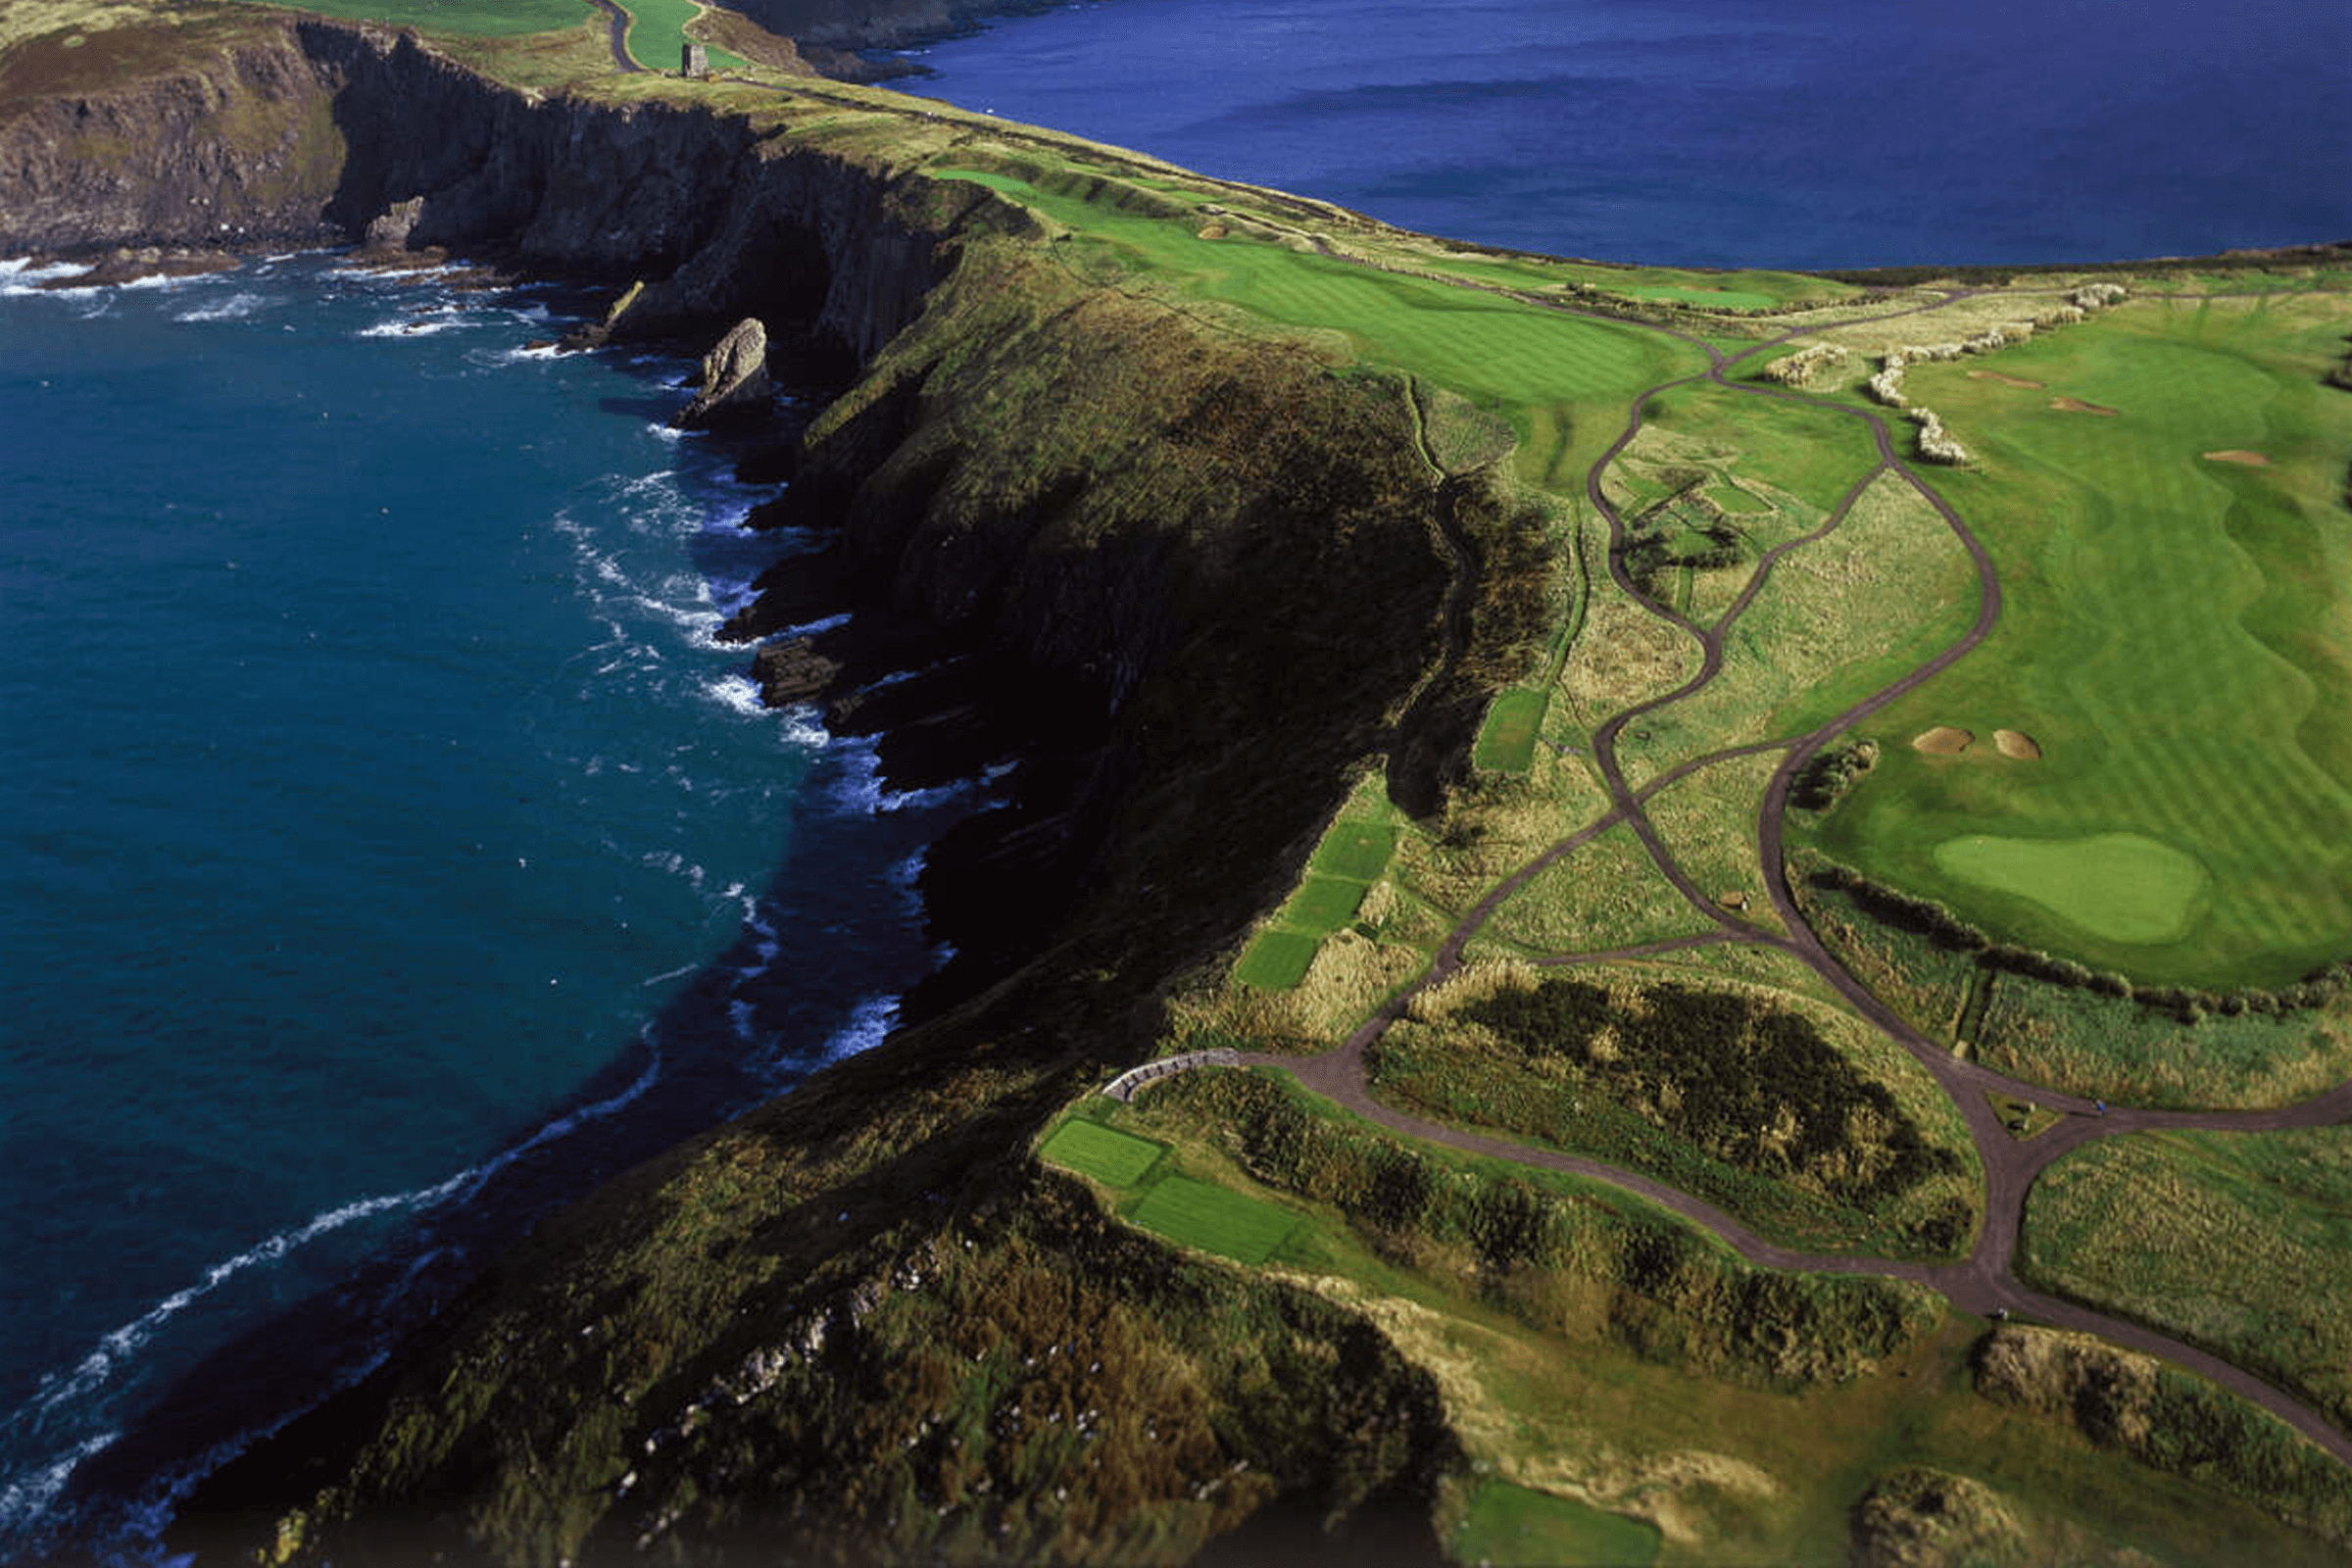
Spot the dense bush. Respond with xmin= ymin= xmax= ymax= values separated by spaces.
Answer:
xmin=1792 ymin=739 xmax=1879 ymax=811
xmin=1460 ymin=980 xmax=1960 ymax=1210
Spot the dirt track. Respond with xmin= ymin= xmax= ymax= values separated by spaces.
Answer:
xmin=1202 ymin=281 xmax=2352 ymax=1468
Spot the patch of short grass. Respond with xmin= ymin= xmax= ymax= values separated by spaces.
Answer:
xmin=247 ymin=0 xmax=592 ymax=37
xmin=1127 ymin=1175 xmax=1298 ymax=1264
xmin=1474 ymin=687 xmax=1547 ymax=773
xmin=1311 ymin=818 xmax=1396 ymax=881
xmin=1449 ymin=1480 xmax=1659 ymax=1567
xmin=1235 ymin=928 xmax=1319 ymax=990
xmin=1038 ymin=1118 xmax=1165 ymax=1188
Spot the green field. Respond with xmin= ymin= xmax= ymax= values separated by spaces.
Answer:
xmin=248 ymin=0 xmax=591 ymax=34
xmin=1038 ymin=1117 xmax=1165 ymax=1187
xmin=1449 ymin=1481 xmax=1659 ymax=1567
xmin=1235 ymin=927 xmax=1320 ymax=990
xmin=1473 ymin=687 xmax=1547 ymax=772
xmin=934 ymin=168 xmax=1705 ymax=489
xmin=1933 ymin=831 xmax=2209 ymax=944
xmin=616 ymin=0 xmax=746 ymax=71
xmin=1813 ymin=290 xmax=2352 ymax=986
xmin=1128 ymin=1174 xmax=1298 ymax=1264
xmin=2022 ymin=1127 xmax=2352 ymax=1429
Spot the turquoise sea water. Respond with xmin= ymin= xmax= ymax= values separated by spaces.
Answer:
xmin=0 ymin=256 xmax=975 ymax=1553
xmin=900 ymin=0 xmax=2352 ymax=269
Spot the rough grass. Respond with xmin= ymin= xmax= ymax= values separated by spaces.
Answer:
xmin=1792 ymin=858 xmax=2352 ymax=1106
xmin=1368 ymin=975 xmax=1979 ymax=1259
xmin=1814 ymin=292 xmax=2352 ymax=988
xmin=1641 ymin=749 xmax=1788 ymax=933
xmin=1116 ymin=1072 xmax=2342 ymax=1565
xmin=1616 ymin=472 xmax=1981 ymax=790
xmin=2020 ymin=1128 xmax=2352 ymax=1431
xmin=1482 ymin=820 xmax=1721 ymax=956
xmin=1449 ymin=1480 xmax=1659 ymax=1566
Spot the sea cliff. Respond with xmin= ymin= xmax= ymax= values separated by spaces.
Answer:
xmin=2 ymin=11 xmax=1535 ymax=1559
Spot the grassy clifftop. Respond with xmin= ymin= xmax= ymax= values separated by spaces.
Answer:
xmin=11 ymin=4 xmax=2352 ymax=1562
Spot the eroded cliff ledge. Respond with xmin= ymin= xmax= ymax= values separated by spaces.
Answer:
xmin=2 ymin=11 xmax=1544 ymax=1560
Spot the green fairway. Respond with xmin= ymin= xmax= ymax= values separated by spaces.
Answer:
xmin=1450 ymin=1481 xmax=1660 ymax=1567
xmin=1128 ymin=1175 xmax=1298 ymax=1264
xmin=1038 ymin=1118 xmax=1165 ymax=1187
xmin=1813 ymin=291 xmax=2352 ymax=986
xmin=248 ymin=0 xmax=591 ymax=34
xmin=1932 ymin=831 xmax=2208 ymax=945
xmin=1624 ymin=282 xmax=1781 ymax=312
xmin=932 ymin=169 xmax=1705 ymax=488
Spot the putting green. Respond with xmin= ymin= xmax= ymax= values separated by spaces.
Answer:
xmin=1931 ymin=832 xmax=2207 ymax=945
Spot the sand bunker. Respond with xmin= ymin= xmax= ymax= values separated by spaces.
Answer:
xmin=1968 ymin=369 xmax=2045 ymax=389
xmin=2050 ymin=396 xmax=2120 ymax=416
xmin=1197 ymin=222 xmax=1230 ymax=240
xmin=1912 ymin=725 xmax=1974 ymax=755
xmin=2202 ymin=449 xmax=2271 ymax=466
xmin=1992 ymin=728 xmax=2042 ymax=760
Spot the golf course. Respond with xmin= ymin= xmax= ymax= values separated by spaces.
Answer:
xmin=9 ymin=0 xmax=2352 ymax=1559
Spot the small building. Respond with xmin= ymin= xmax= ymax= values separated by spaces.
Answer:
xmin=681 ymin=41 xmax=709 ymax=78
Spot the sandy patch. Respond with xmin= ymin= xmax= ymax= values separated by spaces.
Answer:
xmin=2050 ymin=396 xmax=2119 ymax=416
xmin=2202 ymin=449 xmax=2271 ymax=466
xmin=1196 ymin=222 xmax=1229 ymax=240
xmin=1716 ymin=891 xmax=1751 ymax=911
xmin=1912 ymin=725 xmax=1974 ymax=755
xmin=1992 ymin=728 xmax=2042 ymax=760
xmin=1967 ymin=369 xmax=2045 ymax=389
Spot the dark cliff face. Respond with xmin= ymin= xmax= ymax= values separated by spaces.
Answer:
xmin=3 ymin=18 xmax=1503 ymax=1559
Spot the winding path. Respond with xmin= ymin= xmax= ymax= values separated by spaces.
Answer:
xmin=1151 ymin=281 xmax=2352 ymax=1467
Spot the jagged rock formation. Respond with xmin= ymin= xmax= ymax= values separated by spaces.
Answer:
xmin=671 ymin=316 xmax=772 ymax=427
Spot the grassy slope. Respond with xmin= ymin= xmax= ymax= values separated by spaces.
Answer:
xmin=2021 ymin=1127 xmax=2352 ymax=1431
xmin=1812 ymin=289 xmax=2352 ymax=988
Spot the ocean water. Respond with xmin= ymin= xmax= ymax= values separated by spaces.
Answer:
xmin=901 ymin=0 xmax=2352 ymax=270
xmin=0 ymin=256 xmax=979 ymax=1554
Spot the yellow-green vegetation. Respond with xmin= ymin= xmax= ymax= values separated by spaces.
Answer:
xmin=1368 ymin=971 xmax=1980 ymax=1258
xmin=1793 ymin=858 xmax=2352 ymax=1106
xmin=1482 ymin=820 xmax=1719 ymax=954
xmin=1097 ymin=1072 xmax=2348 ymax=1563
xmin=1811 ymin=287 xmax=2352 ymax=987
xmin=2021 ymin=1128 xmax=2352 ymax=1430
xmin=1616 ymin=473 xmax=1981 ymax=790
xmin=1641 ymin=749 xmax=1785 ymax=931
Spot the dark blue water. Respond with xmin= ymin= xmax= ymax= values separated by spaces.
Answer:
xmin=0 ymin=256 xmax=975 ymax=1553
xmin=903 ymin=0 xmax=2352 ymax=269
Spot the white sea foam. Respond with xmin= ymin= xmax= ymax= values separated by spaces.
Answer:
xmin=0 ymin=259 xmax=87 ymax=296
xmin=173 ymin=292 xmax=270 ymax=322
xmin=777 ymin=705 xmax=831 ymax=750
xmin=0 ymin=1432 xmax=117 ymax=1536
xmin=647 ymin=421 xmax=686 ymax=441
xmin=359 ymin=317 xmax=456 ymax=338
xmin=707 ymin=673 xmax=767 ymax=718
xmin=823 ymin=995 xmax=903 ymax=1062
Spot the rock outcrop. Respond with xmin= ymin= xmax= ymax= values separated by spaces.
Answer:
xmin=671 ymin=316 xmax=771 ymax=427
